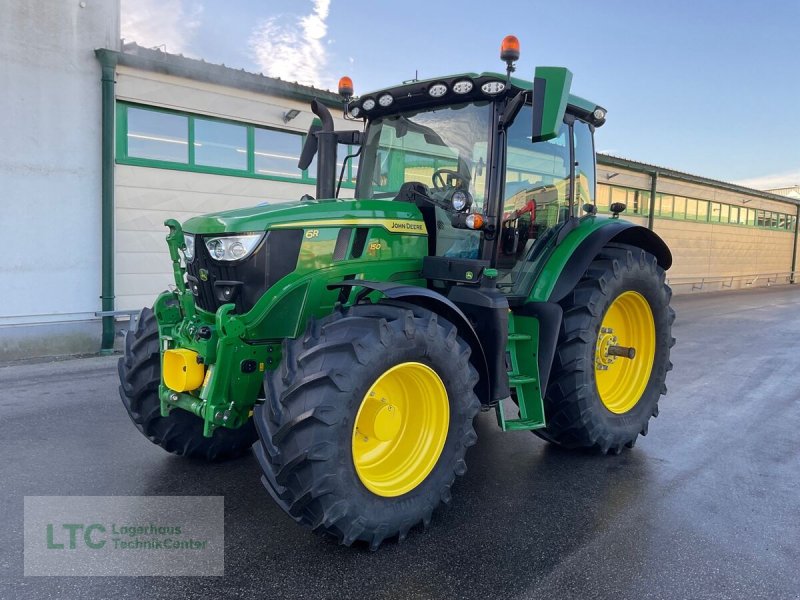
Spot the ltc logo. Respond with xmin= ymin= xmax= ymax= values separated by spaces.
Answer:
xmin=46 ymin=523 xmax=106 ymax=549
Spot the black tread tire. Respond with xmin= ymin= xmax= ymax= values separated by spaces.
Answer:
xmin=534 ymin=243 xmax=676 ymax=454
xmin=117 ymin=306 xmax=257 ymax=460
xmin=253 ymin=302 xmax=480 ymax=549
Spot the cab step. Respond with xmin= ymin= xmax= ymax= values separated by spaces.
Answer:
xmin=495 ymin=313 xmax=546 ymax=431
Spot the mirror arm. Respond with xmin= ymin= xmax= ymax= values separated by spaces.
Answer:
xmin=499 ymin=90 xmax=530 ymax=129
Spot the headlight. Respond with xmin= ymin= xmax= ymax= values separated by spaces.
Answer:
xmin=451 ymin=190 xmax=471 ymax=212
xmin=205 ymin=233 xmax=264 ymax=262
xmin=182 ymin=234 xmax=195 ymax=262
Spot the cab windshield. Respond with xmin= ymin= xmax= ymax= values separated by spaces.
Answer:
xmin=356 ymin=101 xmax=491 ymax=257
xmin=356 ymin=102 xmax=491 ymax=206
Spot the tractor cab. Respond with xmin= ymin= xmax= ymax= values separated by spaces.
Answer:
xmin=323 ymin=50 xmax=607 ymax=303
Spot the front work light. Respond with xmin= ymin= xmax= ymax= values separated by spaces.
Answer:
xmin=452 ymin=80 xmax=473 ymax=94
xmin=481 ymin=81 xmax=506 ymax=95
xmin=428 ymin=83 xmax=448 ymax=98
xmin=205 ymin=233 xmax=264 ymax=262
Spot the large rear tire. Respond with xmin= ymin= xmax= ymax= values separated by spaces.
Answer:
xmin=253 ymin=303 xmax=480 ymax=549
xmin=117 ymin=306 xmax=257 ymax=460
xmin=535 ymin=243 xmax=675 ymax=454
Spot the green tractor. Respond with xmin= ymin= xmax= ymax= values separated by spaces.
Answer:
xmin=118 ymin=37 xmax=675 ymax=549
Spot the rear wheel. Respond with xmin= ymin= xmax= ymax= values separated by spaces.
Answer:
xmin=535 ymin=244 xmax=675 ymax=453
xmin=117 ymin=306 xmax=257 ymax=460
xmin=253 ymin=303 xmax=480 ymax=549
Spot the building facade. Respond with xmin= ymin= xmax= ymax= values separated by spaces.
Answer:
xmin=2 ymin=3 xmax=798 ymax=361
xmin=1 ymin=0 xmax=120 ymax=361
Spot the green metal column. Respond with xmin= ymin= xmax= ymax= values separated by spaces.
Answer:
xmin=96 ymin=50 xmax=118 ymax=353
xmin=791 ymin=205 xmax=800 ymax=284
xmin=648 ymin=170 xmax=658 ymax=231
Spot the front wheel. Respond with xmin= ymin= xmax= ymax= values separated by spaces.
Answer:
xmin=253 ymin=303 xmax=480 ymax=549
xmin=535 ymin=243 xmax=675 ymax=454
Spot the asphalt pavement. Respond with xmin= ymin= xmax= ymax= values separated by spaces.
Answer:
xmin=1 ymin=286 xmax=799 ymax=599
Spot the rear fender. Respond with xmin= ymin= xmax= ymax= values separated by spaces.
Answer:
xmin=530 ymin=218 xmax=672 ymax=304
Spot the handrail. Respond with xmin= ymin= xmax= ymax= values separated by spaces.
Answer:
xmin=667 ymin=271 xmax=799 ymax=291
xmin=94 ymin=309 xmax=141 ymax=334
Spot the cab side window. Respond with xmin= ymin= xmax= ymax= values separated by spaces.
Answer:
xmin=573 ymin=120 xmax=596 ymax=207
xmin=498 ymin=105 xmax=571 ymax=270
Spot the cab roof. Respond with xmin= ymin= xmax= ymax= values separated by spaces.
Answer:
xmin=352 ymin=71 xmax=605 ymax=127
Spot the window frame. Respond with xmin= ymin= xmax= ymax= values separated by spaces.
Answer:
xmin=115 ymin=101 xmax=357 ymax=188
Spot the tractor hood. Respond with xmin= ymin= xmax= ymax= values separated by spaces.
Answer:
xmin=182 ymin=198 xmax=426 ymax=235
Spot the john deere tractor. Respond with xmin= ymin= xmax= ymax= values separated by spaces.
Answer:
xmin=118 ymin=37 xmax=674 ymax=549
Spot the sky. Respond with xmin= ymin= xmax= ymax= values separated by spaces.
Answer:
xmin=121 ymin=0 xmax=800 ymax=190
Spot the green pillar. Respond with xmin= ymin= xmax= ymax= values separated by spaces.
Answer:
xmin=96 ymin=50 xmax=118 ymax=353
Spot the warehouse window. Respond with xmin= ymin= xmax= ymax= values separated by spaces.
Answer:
xmin=597 ymin=183 xmax=795 ymax=231
xmin=254 ymin=128 xmax=303 ymax=178
xmin=195 ymin=118 xmax=248 ymax=170
xmin=674 ymin=196 xmax=686 ymax=219
xmin=659 ymin=194 xmax=672 ymax=217
xmin=127 ymin=107 xmax=188 ymax=163
xmin=115 ymin=102 xmax=353 ymax=188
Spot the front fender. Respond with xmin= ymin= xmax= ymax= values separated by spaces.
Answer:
xmin=529 ymin=217 xmax=672 ymax=304
xmin=328 ymin=281 xmax=496 ymax=405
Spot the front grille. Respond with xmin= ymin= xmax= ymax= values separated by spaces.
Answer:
xmin=186 ymin=229 xmax=303 ymax=314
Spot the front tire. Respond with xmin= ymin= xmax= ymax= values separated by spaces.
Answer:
xmin=253 ymin=303 xmax=480 ymax=549
xmin=117 ymin=306 xmax=257 ymax=460
xmin=535 ymin=244 xmax=675 ymax=453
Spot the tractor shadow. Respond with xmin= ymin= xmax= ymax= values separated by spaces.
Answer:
xmin=135 ymin=410 xmax=656 ymax=598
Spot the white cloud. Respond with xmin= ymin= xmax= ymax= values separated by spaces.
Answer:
xmin=249 ymin=0 xmax=332 ymax=88
xmin=121 ymin=0 xmax=203 ymax=55
xmin=733 ymin=169 xmax=800 ymax=191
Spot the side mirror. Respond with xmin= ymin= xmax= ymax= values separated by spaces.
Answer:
xmin=298 ymin=120 xmax=322 ymax=170
xmin=531 ymin=66 xmax=572 ymax=143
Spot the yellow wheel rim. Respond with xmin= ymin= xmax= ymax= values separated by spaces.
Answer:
xmin=352 ymin=362 xmax=449 ymax=497
xmin=595 ymin=291 xmax=656 ymax=414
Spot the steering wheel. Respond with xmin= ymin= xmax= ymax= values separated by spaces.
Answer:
xmin=432 ymin=168 xmax=464 ymax=191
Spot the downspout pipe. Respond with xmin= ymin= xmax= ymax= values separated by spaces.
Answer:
xmin=95 ymin=49 xmax=118 ymax=353
xmin=648 ymin=170 xmax=658 ymax=231
xmin=792 ymin=205 xmax=800 ymax=284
